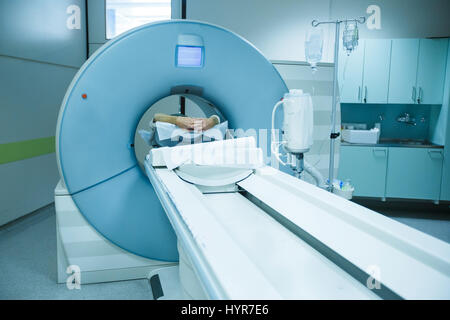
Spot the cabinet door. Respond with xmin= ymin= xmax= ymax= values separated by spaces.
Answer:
xmin=362 ymin=39 xmax=391 ymax=104
xmin=388 ymin=39 xmax=420 ymax=104
xmin=338 ymin=40 xmax=364 ymax=103
xmin=338 ymin=146 xmax=388 ymax=197
xmin=386 ymin=148 xmax=443 ymax=200
xmin=416 ymin=39 xmax=449 ymax=105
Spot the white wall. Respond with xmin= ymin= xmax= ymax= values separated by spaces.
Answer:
xmin=187 ymin=0 xmax=450 ymax=63
xmin=331 ymin=0 xmax=450 ymax=39
xmin=188 ymin=0 xmax=334 ymax=62
xmin=87 ymin=0 xmax=182 ymax=56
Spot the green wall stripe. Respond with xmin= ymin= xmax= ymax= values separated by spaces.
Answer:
xmin=0 ymin=136 xmax=55 ymax=164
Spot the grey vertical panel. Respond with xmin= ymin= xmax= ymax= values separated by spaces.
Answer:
xmin=88 ymin=43 xmax=104 ymax=57
xmin=0 ymin=56 xmax=78 ymax=144
xmin=171 ymin=0 xmax=182 ymax=19
xmin=0 ymin=0 xmax=87 ymax=68
xmin=87 ymin=0 xmax=107 ymax=44
xmin=0 ymin=154 xmax=59 ymax=226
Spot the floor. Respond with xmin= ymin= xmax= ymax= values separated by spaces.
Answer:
xmin=0 ymin=201 xmax=449 ymax=299
xmin=0 ymin=204 xmax=153 ymax=300
xmin=355 ymin=199 xmax=450 ymax=244
xmin=379 ymin=210 xmax=450 ymax=243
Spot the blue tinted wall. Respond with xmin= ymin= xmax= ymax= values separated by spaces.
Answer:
xmin=341 ymin=103 xmax=443 ymax=142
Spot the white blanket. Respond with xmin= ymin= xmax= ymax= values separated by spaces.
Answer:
xmin=149 ymin=136 xmax=264 ymax=170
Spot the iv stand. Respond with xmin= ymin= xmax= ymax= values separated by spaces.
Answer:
xmin=311 ymin=17 xmax=365 ymax=192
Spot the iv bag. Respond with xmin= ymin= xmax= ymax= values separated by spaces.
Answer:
xmin=305 ymin=28 xmax=324 ymax=72
xmin=342 ymin=21 xmax=359 ymax=55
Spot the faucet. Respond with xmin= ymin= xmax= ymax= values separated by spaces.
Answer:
xmin=397 ymin=113 xmax=416 ymax=126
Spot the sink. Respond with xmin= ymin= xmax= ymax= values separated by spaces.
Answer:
xmin=342 ymin=129 xmax=380 ymax=144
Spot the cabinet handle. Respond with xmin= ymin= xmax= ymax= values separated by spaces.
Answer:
xmin=364 ymin=86 xmax=367 ymax=103
xmin=373 ymin=148 xmax=387 ymax=157
xmin=417 ymin=87 xmax=423 ymax=104
xmin=412 ymin=86 xmax=416 ymax=102
xmin=428 ymin=150 xmax=443 ymax=159
xmin=358 ymin=86 xmax=361 ymax=101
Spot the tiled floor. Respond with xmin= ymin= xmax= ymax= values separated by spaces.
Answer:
xmin=0 ymin=201 xmax=448 ymax=299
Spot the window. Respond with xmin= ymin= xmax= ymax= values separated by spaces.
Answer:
xmin=106 ymin=0 xmax=172 ymax=39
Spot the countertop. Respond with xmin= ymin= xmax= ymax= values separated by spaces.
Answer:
xmin=341 ymin=139 xmax=444 ymax=149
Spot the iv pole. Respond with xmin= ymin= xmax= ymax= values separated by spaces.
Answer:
xmin=311 ymin=17 xmax=366 ymax=192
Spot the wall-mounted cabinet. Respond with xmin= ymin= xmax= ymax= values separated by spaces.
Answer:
xmin=339 ymin=38 xmax=449 ymax=105
xmin=338 ymin=40 xmax=365 ymax=103
xmin=338 ymin=39 xmax=391 ymax=104
xmin=388 ymin=39 xmax=420 ymax=104
xmin=362 ymin=40 xmax=392 ymax=104
xmin=388 ymin=38 xmax=448 ymax=105
xmin=416 ymin=39 xmax=448 ymax=105
xmin=339 ymin=146 xmax=444 ymax=201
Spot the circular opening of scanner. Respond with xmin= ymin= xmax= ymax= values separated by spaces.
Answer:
xmin=134 ymin=94 xmax=226 ymax=172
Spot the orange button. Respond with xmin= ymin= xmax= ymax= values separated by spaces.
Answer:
xmin=82 ymin=94 xmax=87 ymax=99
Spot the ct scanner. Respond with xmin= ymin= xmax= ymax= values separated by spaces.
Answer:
xmin=54 ymin=20 xmax=450 ymax=299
